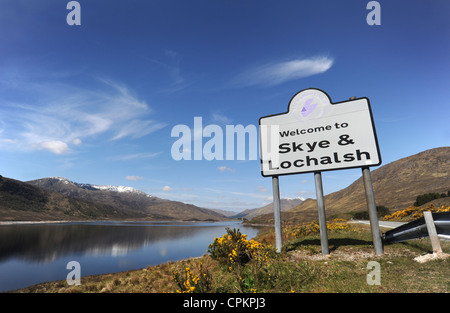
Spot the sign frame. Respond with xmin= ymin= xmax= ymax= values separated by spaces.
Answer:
xmin=259 ymin=88 xmax=382 ymax=177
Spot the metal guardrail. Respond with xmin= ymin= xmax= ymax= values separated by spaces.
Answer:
xmin=382 ymin=212 xmax=450 ymax=244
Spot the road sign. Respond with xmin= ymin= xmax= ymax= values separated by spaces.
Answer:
xmin=260 ymin=88 xmax=384 ymax=255
xmin=259 ymin=88 xmax=381 ymax=177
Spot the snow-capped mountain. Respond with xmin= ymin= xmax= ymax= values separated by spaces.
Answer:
xmin=26 ymin=176 xmax=226 ymax=221
xmin=48 ymin=176 xmax=152 ymax=197
xmin=283 ymin=196 xmax=306 ymax=202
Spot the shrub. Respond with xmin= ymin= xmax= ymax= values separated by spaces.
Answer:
xmin=207 ymin=228 xmax=272 ymax=270
xmin=383 ymin=204 xmax=450 ymax=221
xmin=171 ymin=262 xmax=212 ymax=293
xmin=206 ymin=228 xmax=275 ymax=292
xmin=292 ymin=219 xmax=353 ymax=239
xmin=414 ymin=192 xmax=447 ymax=207
xmin=376 ymin=205 xmax=390 ymax=217
xmin=351 ymin=206 xmax=390 ymax=220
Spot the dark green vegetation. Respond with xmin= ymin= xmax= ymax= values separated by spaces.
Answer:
xmin=414 ymin=191 xmax=450 ymax=207
xmin=349 ymin=205 xmax=390 ymax=220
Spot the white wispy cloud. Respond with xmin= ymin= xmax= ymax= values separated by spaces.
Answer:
xmin=36 ymin=140 xmax=70 ymax=155
xmin=235 ymin=56 xmax=334 ymax=87
xmin=112 ymin=120 xmax=166 ymax=140
xmin=211 ymin=113 xmax=232 ymax=124
xmin=256 ymin=186 xmax=268 ymax=193
xmin=163 ymin=49 xmax=185 ymax=85
xmin=229 ymin=190 xmax=272 ymax=201
xmin=125 ymin=176 xmax=144 ymax=181
xmin=217 ymin=166 xmax=235 ymax=173
xmin=114 ymin=152 xmax=161 ymax=161
xmin=205 ymin=187 xmax=272 ymax=201
xmin=0 ymin=75 xmax=167 ymax=154
xmin=141 ymin=49 xmax=191 ymax=93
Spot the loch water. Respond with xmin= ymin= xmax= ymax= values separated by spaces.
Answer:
xmin=0 ymin=220 xmax=262 ymax=292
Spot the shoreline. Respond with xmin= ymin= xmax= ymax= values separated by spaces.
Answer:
xmin=0 ymin=220 xmax=73 ymax=225
xmin=0 ymin=218 xmax=240 ymax=226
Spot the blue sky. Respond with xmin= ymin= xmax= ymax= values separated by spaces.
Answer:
xmin=0 ymin=0 xmax=449 ymax=212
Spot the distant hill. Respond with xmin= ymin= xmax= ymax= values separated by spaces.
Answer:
xmin=250 ymin=147 xmax=450 ymax=225
xmin=232 ymin=198 xmax=305 ymax=220
xmin=210 ymin=208 xmax=240 ymax=217
xmin=0 ymin=176 xmax=226 ymax=222
xmin=27 ymin=177 xmax=226 ymax=221
xmin=0 ymin=175 xmax=123 ymax=221
xmin=27 ymin=177 xmax=169 ymax=217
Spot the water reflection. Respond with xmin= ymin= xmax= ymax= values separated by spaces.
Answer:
xmin=0 ymin=221 xmax=262 ymax=292
xmin=0 ymin=221 xmax=211 ymax=263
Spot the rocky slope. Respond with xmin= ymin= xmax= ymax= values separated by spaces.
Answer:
xmin=0 ymin=176 xmax=226 ymax=221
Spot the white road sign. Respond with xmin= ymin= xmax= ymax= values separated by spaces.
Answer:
xmin=259 ymin=88 xmax=381 ymax=177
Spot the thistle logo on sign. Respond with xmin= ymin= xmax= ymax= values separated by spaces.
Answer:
xmin=259 ymin=88 xmax=381 ymax=177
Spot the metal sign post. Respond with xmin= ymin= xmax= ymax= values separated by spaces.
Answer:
xmin=272 ymin=176 xmax=283 ymax=252
xmin=362 ymin=166 xmax=384 ymax=255
xmin=314 ymin=171 xmax=329 ymax=255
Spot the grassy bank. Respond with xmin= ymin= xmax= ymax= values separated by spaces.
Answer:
xmin=13 ymin=222 xmax=449 ymax=293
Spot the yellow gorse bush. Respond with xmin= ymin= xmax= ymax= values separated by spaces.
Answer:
xmin=171 ymin=262 xmax=212 ymax=293
xmin=207 ymin=228 xmax=275 ymax=293
xmin=172 ymin=267 xmax=197 ymax=293
xmin=208 ymin=228 xmax=273 ymax=270
xmin=383 ymin=204 xmax=450 ymax=221
xmin=292 ymin=219 xmax=352 ymax=239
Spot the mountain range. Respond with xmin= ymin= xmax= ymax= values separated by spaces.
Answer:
xmin=250 ymin=146 xmax=449 ymax=225
xmin=0 ymin=175 xmax=303 ymax=222
xmin=232 ymin=198 xmax=305 ymax=220
xmin=1 ymin=147 xmax=448 ymax=224
xmin=0 ymin=176 xmax=226 ymax=222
